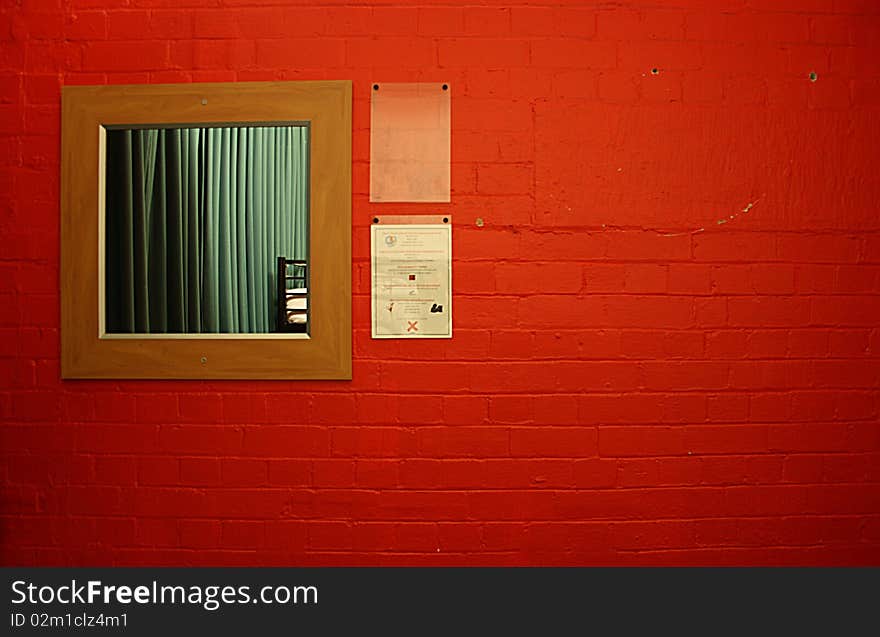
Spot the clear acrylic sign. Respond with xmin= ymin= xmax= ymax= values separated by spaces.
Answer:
xmin=370 ymin=83 xmax=451 ymax=203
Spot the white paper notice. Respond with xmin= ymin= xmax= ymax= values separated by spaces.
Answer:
xmin=371 ymin=223 xmax=452 ymax=339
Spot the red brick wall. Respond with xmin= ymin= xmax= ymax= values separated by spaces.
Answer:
xmin=2 ymin=0 xmax=879 ymax=565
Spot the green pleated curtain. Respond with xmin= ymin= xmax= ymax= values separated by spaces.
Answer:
xmin=105 ymin=126 xmax=309 ymax=333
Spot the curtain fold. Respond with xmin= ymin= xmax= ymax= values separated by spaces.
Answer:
xmin=105 ymin=125 xmax=308 ymax=334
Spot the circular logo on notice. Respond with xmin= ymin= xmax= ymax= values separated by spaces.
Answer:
xmin=384 ymin=234 xmax=397 ymax=247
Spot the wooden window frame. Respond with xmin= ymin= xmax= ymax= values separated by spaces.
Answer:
xmin=61 ymin=80 xmax=352 ymax=379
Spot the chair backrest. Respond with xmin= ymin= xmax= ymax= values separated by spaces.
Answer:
xmin=276 ymin=256 xmax=309 ymax=332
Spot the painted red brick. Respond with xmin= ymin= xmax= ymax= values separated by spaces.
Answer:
xmin=1 ymin=0 xmax=878 ymax=567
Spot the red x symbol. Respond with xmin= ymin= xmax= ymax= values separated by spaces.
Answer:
xmin=407 ymin=321 xmax=419 ymax=332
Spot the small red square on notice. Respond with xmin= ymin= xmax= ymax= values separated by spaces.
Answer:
xmin=408 ymin=274 xmax=416 ymax=280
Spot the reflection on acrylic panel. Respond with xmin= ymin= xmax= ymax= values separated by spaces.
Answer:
xmin=104 ymin=125 xmax=309 ymax=334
